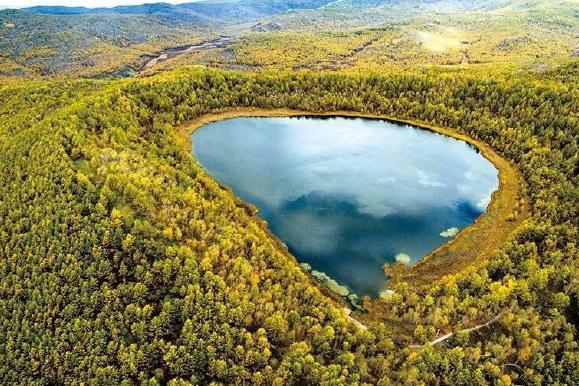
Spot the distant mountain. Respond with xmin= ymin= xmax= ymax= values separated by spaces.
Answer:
xmin=23 ymin=0 xmax=338 ymax=25
xmin=0 ymin=7 xmax=209 ymax=77
xmin=251 ymin=0 xmax=579 ymax=31
xmin=317 ymin=0 xmax=577 ymax=12
xmin=0 ymin=0 xmax=339 ymax=77
xmin=1 ymin=0 xmax=575 ymax=77
xmin=23 ymin=6 xmax=93 ymax=15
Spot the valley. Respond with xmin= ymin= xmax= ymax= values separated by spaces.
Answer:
xmin=138 ymin=36 xmax=233 ymax=72
xmin=1 ymin=0 xmax=576 ymax=77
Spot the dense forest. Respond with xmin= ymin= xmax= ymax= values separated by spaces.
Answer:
xmin=0 ymin=64 xmax=577 ymax=384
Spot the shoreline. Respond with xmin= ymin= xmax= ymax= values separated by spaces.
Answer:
xmin=176 ymin=107 xmax=529 ymax=295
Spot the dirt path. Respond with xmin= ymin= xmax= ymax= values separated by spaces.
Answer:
xmin=343 ymin=308 xmax=367 ymax=330
xmin=409 ymin=310 xmax=507 ymax=348
xmin=138 ymin=36 xmax=233 ymax=72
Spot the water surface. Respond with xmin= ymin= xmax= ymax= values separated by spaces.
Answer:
xmin=192 ymin=116 xmax=498 ymax=297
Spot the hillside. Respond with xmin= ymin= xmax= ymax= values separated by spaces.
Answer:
xmin=24 ymin=0 xmax=337 ymax=24
xmin=1 ymin=0 xmax=576 ymax=77
xmin=1 ymin=63 xmax=577 ymax=385
xmin=1 ymin=0 xmax=338 ymax=77
xmin=0 ymin=8 xmax=212 ymax=77
xmin=0 ymin=0 xmax=577 ymax=384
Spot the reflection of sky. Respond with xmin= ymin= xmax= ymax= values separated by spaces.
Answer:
xmin=193 ymin=117 xmax=498 ymax=296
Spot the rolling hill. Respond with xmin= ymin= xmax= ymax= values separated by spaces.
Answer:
xmin=1 ymin=0 xmax=576 ymax=77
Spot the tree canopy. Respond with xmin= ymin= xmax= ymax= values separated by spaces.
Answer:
xmin=0 ymin=67 xmax=577 ymax=384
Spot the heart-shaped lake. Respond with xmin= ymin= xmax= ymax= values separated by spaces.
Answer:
xmin=192 ymin=116 xmax=498 ymax=298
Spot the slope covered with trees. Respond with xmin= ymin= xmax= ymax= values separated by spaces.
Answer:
xmin=0 ymin=66 xmax=577 ymax=384
xmin=0 ymin=8 xmax=211 ymax=78
xmin=2 ymin=0 xmax=576 ymax=78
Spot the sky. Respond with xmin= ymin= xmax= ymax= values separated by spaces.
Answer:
xmin=0 ymin=0 xmax=193 ymax=8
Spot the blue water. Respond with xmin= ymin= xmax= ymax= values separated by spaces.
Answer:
xmin=192 ymin=116 xmax=498 ymax=297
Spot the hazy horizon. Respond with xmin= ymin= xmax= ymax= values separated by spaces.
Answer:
xmin=0 ymin=0 xmax=198 ymax=9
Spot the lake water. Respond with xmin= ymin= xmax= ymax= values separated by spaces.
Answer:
xmin=192 ymin=116 xmax=498 ymax=297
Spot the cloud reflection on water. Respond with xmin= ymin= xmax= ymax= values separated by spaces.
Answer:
xmin=193 ymin=116 xmax=498 ymax=296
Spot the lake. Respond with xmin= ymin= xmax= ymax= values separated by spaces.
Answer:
xmin=192 ymin=116 xmax=498 ymax=297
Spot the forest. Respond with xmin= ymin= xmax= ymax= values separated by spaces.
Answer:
xmin=0 ymin=0 xmax=578 ymax=384
xmin=0 ymin=63 xmax=577 ymax=384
